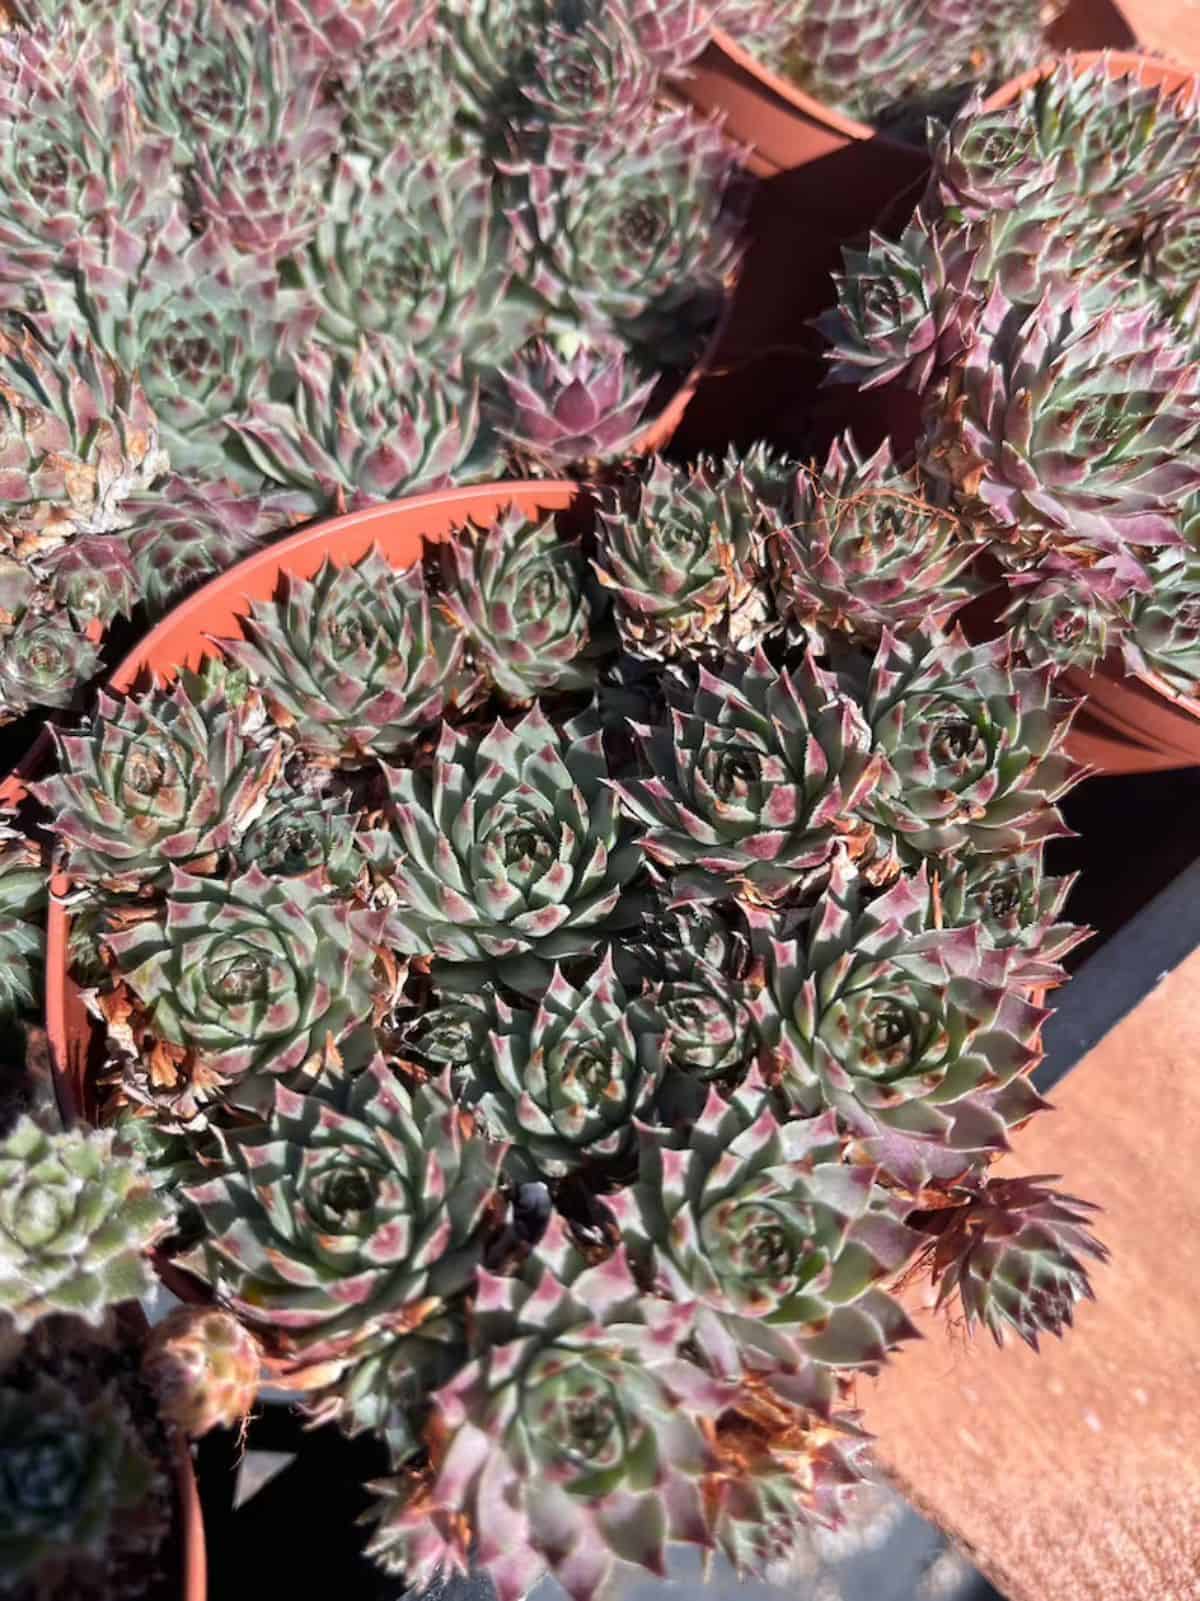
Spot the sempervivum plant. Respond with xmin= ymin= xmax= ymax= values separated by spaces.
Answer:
xmin=231 ymin=342 xmax=497 ymax=517
xmin=0 ymin=1117 xmax=170 ymax=1331
xmin=506 ymin=110 xmax=740 ymax=358
xmin=772 ymin=434 xmax=983 ymax=644
xmin=188 ymin=1065 xmax=505 ymax=1361
xmin=142 ymin=1306 xmax=262 ymax=1438
xmin=0 ymin=815 xmax=44 ymax=1014
xmin=487 ymin=339 xmax=658 ymax=471
xmin=825 ymin=60 xmax=1200 ymax=696
xmin=614 ymin=647 xmax=883 ymax=904
xmin=461 ymin=954 xmax=663 ymax=1178
xmin=745 ymin=855 xmax=1051 ymax=1186
xmin=33 ymin=672 xmax=283 ymax=890
xmin=609 ymin=1083 xmax=920 ymax=1401
xmin=380 ymin=705 xmax=640 ymax=982
xmin=861 ymin=626 xmax=1084 ymax=867
xmin=44 ymin=468 xmax=1100 ymax=1597
xmin=364 ymin=1217 xmax=736 ymax=1601
xmin=436 ymin=506 xmax=595 ymax=700
xmin=0 ymin=1311 xmax=178 ymax=1601
xmin=223 ymin=549 xmax=478 ymax=761
xmin=0 ymin=324 xmax=166 ymax=553
xmin=912 ymin=1174 xmax=1108 ymax=1346
xmin=594 ymin=453 xmax=775 ymax=661
xmin=0 ymin=1371 xmax=163 ymax=1596
xmin=105 ymin=866 xmax=389 ymax=1092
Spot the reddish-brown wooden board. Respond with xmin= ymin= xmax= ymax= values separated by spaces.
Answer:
xmin=865 ymin=944 xmax=1200 ymax=1601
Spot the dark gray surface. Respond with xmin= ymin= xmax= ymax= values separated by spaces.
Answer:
xmin=1038 ymin=852 xmax=1200 ymax=1091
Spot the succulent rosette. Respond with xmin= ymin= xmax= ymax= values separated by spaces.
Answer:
xmin=393 ymin=989 xmax=495 ymax=1075
xmin=131 ymin=0 xmax=338 ymax=255
xmin=123 ymin=474 xmax=301 ymax=617
xmin=231 ymin=341 xmax=495 ymax=517
xmin=861 ymin=626 xmax=1084 ymax=866
xmin=927 ymin=96 xmax=1060 ymax=218
xmin=646 ymin=937 xmax=759 ymax=1093
xmin=303 ymin=149 xmax=531 ymax=366
xmin=0 ymin=21 xmax=179 ymax=329
xmin=0 ymin=612 xmax=101 ymax=713
xmin=0 ymin=1374 xmax=161 ymax=1589
xmin=488 ymin=338 xmax=657 ymax=468
xmin=380 ymin=704 xmax=641 ymax=976
xmin=772 ymin=435 xmax=982 ymax=643
xmin=462 ymin=954 xmax=662 ymax=1177
xmin=221 ymin=550 xmax=477 ymax=761
xmin=34 ymin=676 xmax=283 ymax=889
xmin=1141 ymin=207 xmax=1200 ymax=307
xmin=128 ymin=0 xmax=338 ymax=160
xmin=0 ymin=326 xmax=166 ymax=554
xmin=105 ymin=865 xmax=388 ymax=1084
xmin=618 ymin=904 xmax=757 ymax=1097
xmin=914 ymin=1174 xmax=1108 ymax=1346
xmin=594 ymin=455 xmax=776 ymax=662
xmin=282 ymin=0 xmax=437 ymax=58
xmin=613 ymin=647 xmax=883 ymax=904
xmin=0 ymin=1118 xmax=171 ymax=1331
xmin=505 ymin=111 xmax=739 ymax=352
xmin=705 ymin=1397 xmax=870 ymax=1572
xmin=187 ymin=1064 xmax=505 ymax=1357
xmin=619 ymin=0 xmax=715 ymax=72
xmin=365 ymin=1218 xmax=735 ymax=1601
xmin=947 ymin=63 xmax=1200 ymax=228
xmin=81 ymin=206 xmax=309 ymax=484
xmin=609 ymin=1083 xmax=919 ymax=1395
xmin=745 ymin=855 xmax=1050 ymax=1186
xmin=933 ymin=849 xmax=1087 ymax=991
xmin=920 ymin=285 xmax=1200 ymax=553
xmin=234 ymin=784 xmax=365 ymax=889
xmin=38 ymin=535 xmax=140 ymax=628
xmin=1000 ymin=553 xmax=1139 ymax=673
xmin=337 ymin=36 xmax=462 ymax=161
xmin=517 ymin=15 xmax=656 ymax=148
xmin=822 ymin=211 xmax=980 ymax=392
xmin=436 ymin=507 xmax=594 ymax=701
xmin=142 ymin=1306 xmax=262 ymax=1438
xmin=442 ymin=0 xmax=551 ymax=135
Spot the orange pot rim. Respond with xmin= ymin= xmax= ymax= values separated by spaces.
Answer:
xmin=981 ymin=47 xmax=1199 ymax=112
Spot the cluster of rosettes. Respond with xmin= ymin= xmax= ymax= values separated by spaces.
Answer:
xmin=46 ymin=465 xmax=1104 ymax=1600
xmin=724 ymin=0 xmax=1060 ymax=126
xmin=824 ymin=60 xmax=1200 ymax=691
xmin=0 ymin=0 xmax=744 ymax=721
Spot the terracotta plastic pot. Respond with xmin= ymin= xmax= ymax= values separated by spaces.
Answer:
xmin=42 ymin=478 xmax=585 ymax=1370
xmin=675 ymin=1 xmax=1135 ymax=180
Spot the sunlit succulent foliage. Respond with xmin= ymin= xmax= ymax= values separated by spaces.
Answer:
xmin=0 ymin=1118 xmax=170 ymax=1331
